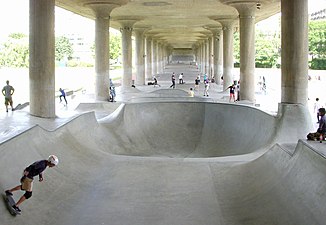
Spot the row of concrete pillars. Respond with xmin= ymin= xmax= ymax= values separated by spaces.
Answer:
xmin=29 ymin=0 xmax=307 ymax=118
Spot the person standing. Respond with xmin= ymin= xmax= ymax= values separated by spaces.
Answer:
xmin=59 ymin=88 xmax=68 ymax=105
xmin=2 ymin=80 xmax=15 ymax=112
xmin=109 ymin=79 xmax=116 ymax=102
xmin=179 ymin=73 xmax=184 ymax=84
xmin=194 ymin=76 xmax=200 ymax=91
xmin=203 ymin=79 xmax=209 ymax=97
xmin=236 ymin=81 xmax=240 ymax=101
xmin=314 ymin=98 xmax=321 ymax=123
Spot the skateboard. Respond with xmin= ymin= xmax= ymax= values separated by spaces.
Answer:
xmin=3 ymin=193 xmax=21 ymax=215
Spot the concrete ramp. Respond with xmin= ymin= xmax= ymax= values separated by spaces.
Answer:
xmin=1 ymin=103 xmax=324 ymax=225
xmin=98 ymin=102 xmax=279 ymax=157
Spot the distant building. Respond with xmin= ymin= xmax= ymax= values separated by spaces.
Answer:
xmin=66 ymin=33 xmax=94 ymax=63
xmin=310 ymin=9 xmax=326 ymax=21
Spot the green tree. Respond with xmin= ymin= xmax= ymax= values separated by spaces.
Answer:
xmin=91 ymin=33 xmax=122 ymax=63
xmin=309 ymin=20 xmax=326 ymax=58
xmin=55 ymin=36 xmax=73 ymax=62
xmin=309 ymin=20 xmax=326 ymax=69
xmin=255 ymin=30 xmax=280 ymax=68
xmin=233 ymin=28 xmax=281 ymax=68
xmin=0 ymin=33 xmax=29 ymax=68
xmin=109 ymin=33 xmax=122 ymax=62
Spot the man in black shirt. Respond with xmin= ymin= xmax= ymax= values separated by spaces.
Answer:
xmin=5 ymin=155 xmax=59 ymax=213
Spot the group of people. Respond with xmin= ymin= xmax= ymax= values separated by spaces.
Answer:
xmin=2 ymin=80 xmax=70 ymax=112
xmin=2 ymin=79 xmax=120 ymax=112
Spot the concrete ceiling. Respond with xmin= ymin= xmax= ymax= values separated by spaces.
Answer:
xmin=55 ymin=0 xmax=280 ymax=49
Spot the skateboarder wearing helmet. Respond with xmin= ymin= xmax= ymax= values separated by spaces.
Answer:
xmin=5 ymin=155 xmax=59 ymax=213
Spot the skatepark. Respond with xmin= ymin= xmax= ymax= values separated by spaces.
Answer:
xmin=1 ymin=63 xmax=326 ymax=225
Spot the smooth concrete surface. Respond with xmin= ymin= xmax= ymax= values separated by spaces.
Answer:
xmin=1 ymin=64 xmax=325 ymax=224
xmin=0 ymin=103 xmax=325 ymax=224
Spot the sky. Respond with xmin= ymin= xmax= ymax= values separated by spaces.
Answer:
xmin=0 ymin=0 xmax=325 ymax=42
xmin=0 ymin=1 xmax=95 ymax=42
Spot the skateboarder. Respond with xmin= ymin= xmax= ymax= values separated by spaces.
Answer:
xmin=59 ymin=88 xmax=67 ymax=105
xmin=5 ymin=155 xmax=59 ymax=213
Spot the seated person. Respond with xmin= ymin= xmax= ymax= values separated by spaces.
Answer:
xmin=307 ymin=108 xmax=326 ymax=141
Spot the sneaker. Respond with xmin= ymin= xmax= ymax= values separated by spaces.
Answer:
xmin=5 ymin=190 xmax=13 ymax=196
xmin=12 ymin=205 xmax=21 ymax=213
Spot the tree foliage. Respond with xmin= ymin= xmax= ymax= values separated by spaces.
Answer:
xmin=234 ymin=29 xmax=281 ymax=68
xmin=109 ymin=33 xmax=122 ymax=61
xmin=0 ymin=33 xmax=29 ymax=68
xmin=255 ymin=30 xmax=280 ymax=68
xmin=55 ymin=36 xmax=73 ymax=62
xmin=309 ymin=20 xmax=326 ymax=69
xmin=90 ymin=33 xmax=122 ymax=63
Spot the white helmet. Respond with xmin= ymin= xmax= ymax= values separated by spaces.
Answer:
xmin=48 ymin=155 xmax=59 ymax=166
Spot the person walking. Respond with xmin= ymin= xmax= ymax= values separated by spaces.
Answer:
xmin=2 ymin=80 xmax=15 ymax=112
xmin=59 ymin=88 xmax=68 ymax=105
xmin=194 ymin=76 xmax=200 ymax=91
xmin=170 ymin=73 xmax=176 ymax=88
xmin=5 ymin=155 xmax=59 ymax=213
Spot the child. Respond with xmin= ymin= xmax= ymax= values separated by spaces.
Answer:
xmin=225 ymin=84 xmax=236 ymax=102
xmin=189 ymin=88 xmax=195 ymax=97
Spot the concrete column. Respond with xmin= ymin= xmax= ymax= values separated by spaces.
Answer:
xmin=161 ymin=43 xmax=165 ymax=73
xmin=233 ymin=2 xmax=256 ymax=102
xmin=199 ymin=41 xmax=203 ymax=74
xmin=157 ymin=41 xmax=162 ymax=74
xmin=196 ymin=43 xmax=200 ymax=71
xmin=145 ymin=35 xmax=153 ymax=80
xmin=205 ymin=39 xmax=209 ymax=75
xmin=220 ymin=20 xmax=235 ymax=90
xmin=94 ymin=18 xmax=110 ymax=99
xmin=29 ymin=0 xmax=55 ymax=118
xmin=281 ymin=0 xmax=308 ymax=105
xmin=134 ymin=28 xmax=145 ymax=85
xmin=119 ymin=20 xmax=136 ymax=87
xmin=213 ymin=29 xmax=223 ymax=85
xmin=152 ymin=39 xmax=158 ymax=75
xmin=208 ymin=35 xmax=213 ymax=79
xmin=86 ymin=3 xmax=120 ymax=100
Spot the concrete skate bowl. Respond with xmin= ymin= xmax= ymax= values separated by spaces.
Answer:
xmin=98 ymin=102 xmax=278 ymax=158
xmin=0 ymin=103 xmax=325 ymax=225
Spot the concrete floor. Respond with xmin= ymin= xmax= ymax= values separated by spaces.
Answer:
xmin=1 ymin=64 xmax=326 ymax=225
